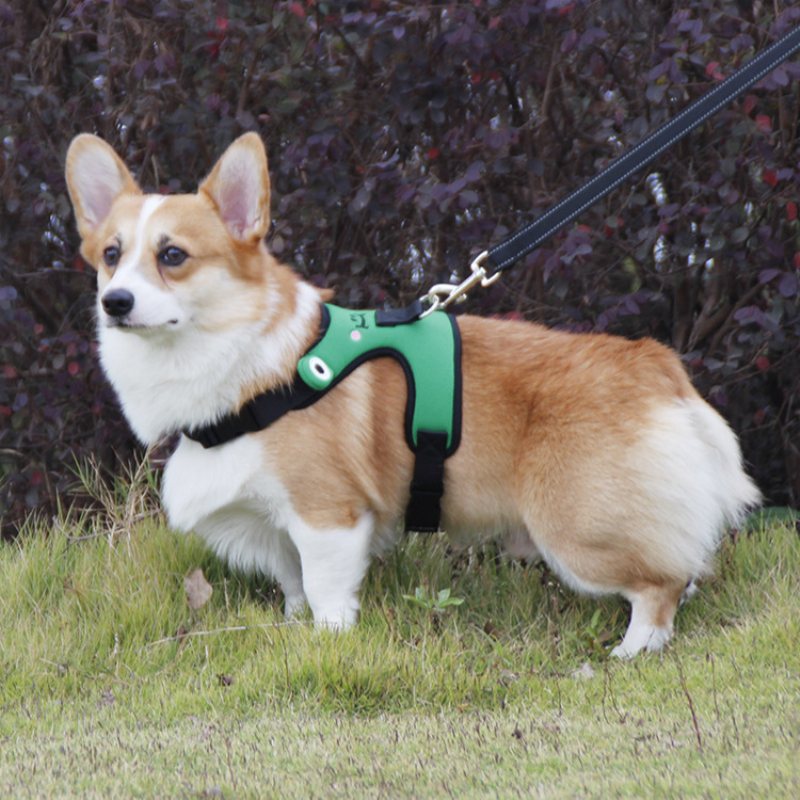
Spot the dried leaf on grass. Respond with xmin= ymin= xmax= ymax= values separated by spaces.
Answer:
xmin=184 ymin=568 xmax=213 ymax=611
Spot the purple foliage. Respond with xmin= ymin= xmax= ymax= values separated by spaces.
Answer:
xmin=1 ymin=0 xmax=799 ymax=534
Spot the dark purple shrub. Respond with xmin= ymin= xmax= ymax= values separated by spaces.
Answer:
xmin=2 ymin=0 xmax=798 ymax=534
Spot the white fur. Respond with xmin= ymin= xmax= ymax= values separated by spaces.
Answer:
xmin=123 ymin=196 xmax=165 ymax=275
xmin=162 ymin=435 xmax=269 ymax=534
xmin=162 ymin=434 xmax=309 ymax=617
xmin=99 ymin=279 xmax=321 ymax=443
xmin=502 ymin=528 xmax=542 ymax=562
xmin=162 ymin=432 xmax=374 ymax=626
xmin=687 ymin=398 xmax=762 ymax=527
xmin=285 ymin=511 xmax=374 ymax=629
xmin=625 ymin=398 xmax=760 ymax=581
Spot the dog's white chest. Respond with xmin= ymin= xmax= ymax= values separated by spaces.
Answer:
xmin=161 ymin=434 xmax=289 ymax=533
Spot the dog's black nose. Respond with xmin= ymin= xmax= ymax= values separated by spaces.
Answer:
xmin=102 ymin=289 xmax=135 ymax=318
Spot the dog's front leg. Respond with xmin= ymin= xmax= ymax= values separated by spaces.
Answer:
xmin=267 ymin=534 xmax=307 ymax=621
xmin=286 ymin=510 xmax=373 ymax=630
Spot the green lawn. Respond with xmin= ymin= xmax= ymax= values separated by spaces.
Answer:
xmin=1 ymin=484 xmax=798 ymax=798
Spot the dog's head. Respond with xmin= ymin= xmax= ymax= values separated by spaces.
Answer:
xmin=65 ymin=133 xmax=273 ymax=334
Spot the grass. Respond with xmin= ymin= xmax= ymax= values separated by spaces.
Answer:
xmin=1 ymin=472 xmax=799 ymax=797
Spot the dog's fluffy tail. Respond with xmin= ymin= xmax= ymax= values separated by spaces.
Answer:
xmin=628 ymin=398 xmax=761 ymax=582
xmin=689 ymin=399 xmax=762 ymax=530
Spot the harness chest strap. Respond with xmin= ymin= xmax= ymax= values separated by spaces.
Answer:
xmin=185 ymin=304 xmax=462 ymax=533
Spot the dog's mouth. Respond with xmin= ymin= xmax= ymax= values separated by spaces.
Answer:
xmin=106 ymin=317 xmax=181 ymax=331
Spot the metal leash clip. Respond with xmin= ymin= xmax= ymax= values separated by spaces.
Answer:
xmin=420 ymin=251 xmax=500 ymax=317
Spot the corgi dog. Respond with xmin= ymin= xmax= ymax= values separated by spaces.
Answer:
xmin=65 ymin=132 xmax=760 ymax=657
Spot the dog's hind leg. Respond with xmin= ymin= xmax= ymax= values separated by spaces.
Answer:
xmin=521 ymin=515 xmax=689 ymax=658
xmin=610 ymin=582 xmax=686 ymax=658
xmin=286 ymin=510 xmax=373 ymax=630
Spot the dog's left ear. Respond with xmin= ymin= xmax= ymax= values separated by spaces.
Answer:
xmin=199 ymin=133 xmax=271 ymax=243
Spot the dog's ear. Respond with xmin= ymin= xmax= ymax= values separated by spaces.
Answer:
xmin=199 ymin=133 xmax=271 ymax=243
xmin=65 ymin=134 xmax=140 ymax=239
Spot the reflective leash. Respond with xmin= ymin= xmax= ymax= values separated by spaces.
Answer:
xmin=422 ymin=24 xmax=800 ymax=315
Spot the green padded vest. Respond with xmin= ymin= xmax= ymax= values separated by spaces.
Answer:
xmin=297 ymin=304 xmax=461 ymax=454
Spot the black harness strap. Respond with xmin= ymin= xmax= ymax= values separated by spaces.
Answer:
xmin=405 ymin=430 xmax=448 ymax=533
xmin=186 ymin=376 xmax=321 ymax=448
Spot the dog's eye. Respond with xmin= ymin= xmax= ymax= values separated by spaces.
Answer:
xmin=103 ymin=246 xmax=121 ymax=267
xmin=158 ymin=246 xmax=188 ymax=268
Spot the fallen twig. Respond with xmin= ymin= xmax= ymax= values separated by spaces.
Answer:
xmin=146 ymin=620 xmax=309 ymax=647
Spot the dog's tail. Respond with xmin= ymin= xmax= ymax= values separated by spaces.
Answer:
xmin=631 ymin=398 xmax=762 ymax=582
xmin=690 ymin=399 xmax=762 ymax=530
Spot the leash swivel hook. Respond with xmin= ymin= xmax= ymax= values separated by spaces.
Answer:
xmin=420 ymin=251 xmax=500 ymax=317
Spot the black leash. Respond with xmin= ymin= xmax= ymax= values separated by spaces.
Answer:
xmin=423 ymin=24 xmax=800 ymax=313
xmin=487 ymin=25 xmax=800 ymax=275
xmin=486 ymin=24 xmax=800 ymax=275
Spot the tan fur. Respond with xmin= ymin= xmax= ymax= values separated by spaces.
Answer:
xmin=66 ymin=132 xmax=760 ymax=654
xmin=264 ymin=313 xmax=699 ymax=568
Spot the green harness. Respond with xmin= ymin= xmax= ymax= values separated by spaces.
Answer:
xmin=186 ymin=304 xmax=462 ymax=532
xmin=298 ymin=305 xmax=460 ymax=453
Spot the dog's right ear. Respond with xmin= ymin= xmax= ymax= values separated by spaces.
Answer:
xmin=65 ymin=134 xmax=140 ymax=239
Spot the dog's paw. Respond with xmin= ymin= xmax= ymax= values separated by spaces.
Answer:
xmin=283 ymin=592 xmax=308 ymax=620
xmin=311 ymin=603 xmax=359 ymax=631
xmin=313 ymin=616 xmax=357 ymax=632
xmin=610 ymin=624 xmax=672 ymax=658
xmin=610 ymin=642 xmax=638 ymax=659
